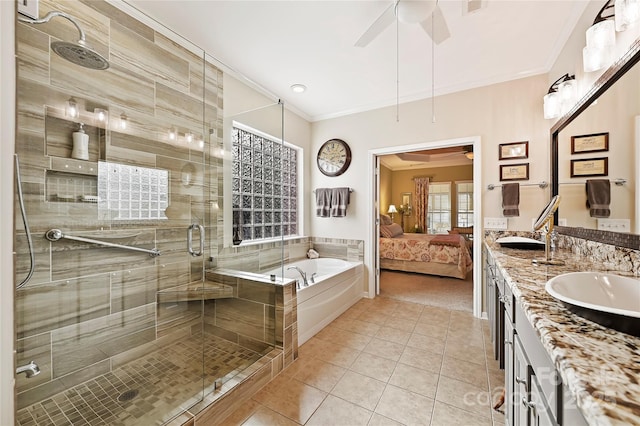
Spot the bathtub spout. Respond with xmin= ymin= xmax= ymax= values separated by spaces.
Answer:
xmin=16 ymin=361 xmax=40 ymax=378
xmin=310 ymin=273 xmax=317 ymax=284
xmin=287 ymin=266 xmax=308 ymax=287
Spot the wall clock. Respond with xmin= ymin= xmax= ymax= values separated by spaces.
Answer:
xmin=317 ymin=138 xmax=351 ymax=177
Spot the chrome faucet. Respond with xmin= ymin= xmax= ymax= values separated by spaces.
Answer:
xmin=287 ymin=266 xmax=308 ymax=288
xmin=16 ymin=361 xmax=40 ymax=378
xmin=310 ymin=272 xmax=317 ymax=284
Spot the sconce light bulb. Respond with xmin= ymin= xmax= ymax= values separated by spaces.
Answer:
xmin=94 ymin=108 xmax=107 ymax=122
xmin=199 ymin=139 xmax=205 ymax=149
xmin=119 ymin=113 xmax=127 ymax=130
xmin=169 ymin=128 xmax=177 ymax=141
xmin=67 ymin=97 xmax=79 ymax=118
xmin=186 ymin=132 xmax=193 ymax=143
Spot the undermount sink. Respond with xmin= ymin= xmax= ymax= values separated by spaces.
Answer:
xmin=546 ymin=272 xmax=640 ymax=337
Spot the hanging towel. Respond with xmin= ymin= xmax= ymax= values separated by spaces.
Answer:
xmin=502 ymin=183 xmax=520 ymax=217
xmin=586 ymin=179 xmax=611 ymax=218
xmin=315 ymin=188 xmax=331 ymax=218
xmin=330 ymin=187 xmax=351 ymax=217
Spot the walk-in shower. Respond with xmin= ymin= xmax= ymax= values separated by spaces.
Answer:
xmin=13 ymin=1 xmax=284 ymax=424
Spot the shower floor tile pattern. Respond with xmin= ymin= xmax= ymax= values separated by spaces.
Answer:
xmin=16 ymin=334 xmax=266 ymax=426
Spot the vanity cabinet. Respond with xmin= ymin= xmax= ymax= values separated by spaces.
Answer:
xmin=484 ymin=244 xmax=589 ymax=426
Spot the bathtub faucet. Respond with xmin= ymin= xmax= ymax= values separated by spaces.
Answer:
xmin=16 ymin=361 xmax=40 ymax=378
xmin=287 ymin=266 xmax=308 ymax=288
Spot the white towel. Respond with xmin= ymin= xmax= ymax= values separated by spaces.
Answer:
xmin=330 ymin=187 xmax=350 ymax=217
xmin=315 ymin=188 xmax=331 ymax=217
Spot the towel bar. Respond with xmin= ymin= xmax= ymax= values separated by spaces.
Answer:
xmin=487 ymin=181 xmax=548 ymax=190
xmin=558 ymin=178 xmax=626 ymax=186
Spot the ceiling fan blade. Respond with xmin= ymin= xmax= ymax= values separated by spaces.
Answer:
xmin=355 ymin=2 xmax=396 ymax=47
xmin=419 ymin=5 xmax=450 ymax=45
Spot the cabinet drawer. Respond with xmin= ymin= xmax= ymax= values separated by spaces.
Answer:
xmin=516 ymin=304 xmax=561 ymax=421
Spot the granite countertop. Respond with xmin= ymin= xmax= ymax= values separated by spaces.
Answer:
xmin=485 ymin=242 xmax=640 ymax=426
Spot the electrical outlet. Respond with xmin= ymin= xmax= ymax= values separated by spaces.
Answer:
xmin=597 ymin=219 xmax=630 ymax=232
xmin=484 ymin=217 xmax=508 ymax=230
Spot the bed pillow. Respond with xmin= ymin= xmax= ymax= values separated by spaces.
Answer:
xmin=379 ymin=214 xmax=393 ymax=225
xmin=380 ymin=223 xmax=404 ymax=238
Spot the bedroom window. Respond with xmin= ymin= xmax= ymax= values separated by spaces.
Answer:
xmin=456 ymin=181 xmax=474 ymax=227
xmin=426 ymin=182 xmax=451 ymax=234
xmin=232 ymin=124 xmax=300 ymax=242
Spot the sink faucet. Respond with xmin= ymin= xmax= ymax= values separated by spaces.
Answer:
xmin=287 ymin=266 xmax=308 ymax=288
xmin=16 ymin=361 xmax=40 ymax=378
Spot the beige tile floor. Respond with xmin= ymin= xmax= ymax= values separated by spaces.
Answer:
xmin=221 ymin=292 xmax=505 ymax=426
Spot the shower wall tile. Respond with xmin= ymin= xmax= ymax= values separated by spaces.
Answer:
xmin=215 ymin=298 xmax=265 ymax=342
xmin=155 ymin=82 xmax=206 ymax=133
xmin=111 ymin=265 xmax=161 ymax=313
xmin=14 ymin=230 xmax=51 ymax=286
xmin=157 ymin=156 xmax=204 ymax=199
xmin=105 ymin=144 xmax=157 ymax=168
xmin=110 ymin=21 xmax=190 ymax=93
xmin=238 ymin=279 xmax=276 ymax=305
xmin=110 ymin=131 xmax=190 ymax=162
xmin=15 ymin=24 xmax=50 ymax=85
xmin=51 ymin=55 xmax=156 ymax=116
xmin=51 ymin=304 xmax=156 ymax=377
xmin=15 ymin=333 xmax=52 ymax=393
xmin=83 ymin=0 xmax=155 ymax=42
xmin=45 ymin=116 xmax=101 ymax=161
xmin=16 ymin=275 xmax=111 ymax=339
xmin=156 ymin=299 xmax=202 ymax=339
xmin=17 ymin=374 xmax=68 ymax=409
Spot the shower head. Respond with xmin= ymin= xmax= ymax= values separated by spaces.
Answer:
xmin=18 ymin=11 xmax=109 ymax=70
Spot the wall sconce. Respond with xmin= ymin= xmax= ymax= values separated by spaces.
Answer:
xmin=387 ymin=204 xmax=398 ymax=220
xmin=185 ymin=132 xmax=193 ymax=144
xmin=544 ymin=74 xmax=577 ymax=119
xmin=119 ymin=113 xmax=127 ymax=130
xmin=66 ymin=97 xmax=79 ymax=118
xmin=94 ymin=108 xmax=107 ymax=123
xmin=583 ymin=0 xmax=616 ymax=72
xmin=615 ymin=0 xmax=640 ymax=31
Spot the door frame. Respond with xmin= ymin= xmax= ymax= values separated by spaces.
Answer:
xmin=367 ymin=136 xmax=483 ymax=318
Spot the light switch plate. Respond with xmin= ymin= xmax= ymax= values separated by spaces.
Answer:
xmin=484 ymin=217 xmax=508 ymax=230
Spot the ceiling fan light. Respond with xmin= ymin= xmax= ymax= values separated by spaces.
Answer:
xmin=396 ymin=1 xmax=437 ymax=24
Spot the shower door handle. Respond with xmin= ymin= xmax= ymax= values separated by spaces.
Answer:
xmin=187 ymin=224 xmax=205 ymax=257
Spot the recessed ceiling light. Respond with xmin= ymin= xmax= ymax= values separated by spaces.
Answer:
xmin=290 ymin=84 xmax=307 ymax=93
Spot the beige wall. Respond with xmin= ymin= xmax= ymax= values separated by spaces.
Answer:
xmin=379 ymin=164 xmax=392 ymax=222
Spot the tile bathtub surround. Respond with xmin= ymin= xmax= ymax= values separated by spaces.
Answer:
xmin=486 ymin=242 xmax=640 ymax=425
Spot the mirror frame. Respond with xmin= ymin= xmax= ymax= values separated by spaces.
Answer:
xmin=551 ymin=39 xmax=640 ymax=248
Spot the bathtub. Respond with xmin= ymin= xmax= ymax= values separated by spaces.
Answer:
xmin=265 ymin=258 xmax=364 ymax=345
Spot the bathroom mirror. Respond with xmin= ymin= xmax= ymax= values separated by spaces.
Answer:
xmin=551 ymin=40 xmax=640 ymax=235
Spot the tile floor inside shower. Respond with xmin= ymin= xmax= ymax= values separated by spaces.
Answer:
xmin=15 ymin=333 xmax=269 ymax=426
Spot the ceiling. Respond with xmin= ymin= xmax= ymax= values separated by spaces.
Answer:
xmin=128 ymin=0 xmax=590 ymax=123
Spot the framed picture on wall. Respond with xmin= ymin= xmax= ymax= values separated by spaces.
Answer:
xmin=500 ymin=163 xmax=529 ymax=181
xmin=571 ymin=132 xmax=609 ymax=154
xmin=499 ymin=141 xmax=528 ymax=160
xmin=570 ymin=157 xmax=608 ymax=177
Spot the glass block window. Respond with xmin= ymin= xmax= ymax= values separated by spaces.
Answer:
xmin=232 ymin=124 xmax=299 ymax=242
xmin=426 ymin=182 xmax=451 ymax=234
xmin=98 ymin=162 xmax=168 ymax=221
xmin=456 ymin=181 xmax=474 ymax=227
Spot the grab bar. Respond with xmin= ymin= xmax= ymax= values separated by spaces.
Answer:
xmin=45 ymin=229 xmax=161 ymax=257
xmin=187 ymin=224 xmax=204 ymax=257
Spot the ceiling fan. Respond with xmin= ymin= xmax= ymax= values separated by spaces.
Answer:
xmin=355 ymin=0 xmax=451 ymax=47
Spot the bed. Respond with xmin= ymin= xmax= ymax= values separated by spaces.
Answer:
xmin=379 ymin=219 xmax=473 ymax=280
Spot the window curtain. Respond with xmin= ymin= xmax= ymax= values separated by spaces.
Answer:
xmin=414 ymin=177 xmax=430 ymax=232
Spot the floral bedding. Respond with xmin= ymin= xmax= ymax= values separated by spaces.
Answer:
xmin=379 ymin=233 xmax=473 ymax=273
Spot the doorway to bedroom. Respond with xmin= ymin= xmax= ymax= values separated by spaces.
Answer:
xmin=367 ymin=137 xmax=483 ymax=318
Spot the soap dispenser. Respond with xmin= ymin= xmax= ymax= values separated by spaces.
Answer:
xmin=71 ymin=123 xmax=89 ymax=160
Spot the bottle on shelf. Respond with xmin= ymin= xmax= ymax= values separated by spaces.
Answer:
xmin=71 ymin=123 xmax=89 ymax=160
